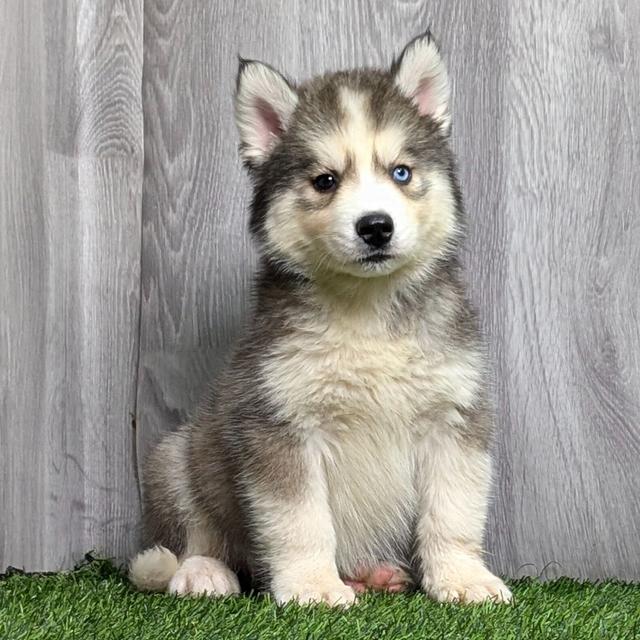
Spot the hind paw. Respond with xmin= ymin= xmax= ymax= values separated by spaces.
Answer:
xmin=168 ymin=556 xmax=240 ymax=597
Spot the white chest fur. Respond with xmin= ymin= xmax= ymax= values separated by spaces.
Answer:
xmin=258 ymin=307 xmax=480 ymax=573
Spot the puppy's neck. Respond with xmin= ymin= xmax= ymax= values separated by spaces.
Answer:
xmin=257 ymin=256 xmax=452 ymax=331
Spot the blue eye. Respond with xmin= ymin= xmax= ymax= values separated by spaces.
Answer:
xmin=392 ymin=165 xmax=412 ymax=184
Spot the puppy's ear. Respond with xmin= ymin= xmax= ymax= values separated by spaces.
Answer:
xmin=235 ymin=59 xmax=298 ymax=166
xmin=392 ymin=32 xmax=450 ymax=133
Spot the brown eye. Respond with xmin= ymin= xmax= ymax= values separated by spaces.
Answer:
xmin=312 ymin=173 xmax=337 ymax=192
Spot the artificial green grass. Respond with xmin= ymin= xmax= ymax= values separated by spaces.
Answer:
xmin=1 ymin=559 xmax=639 ymax=640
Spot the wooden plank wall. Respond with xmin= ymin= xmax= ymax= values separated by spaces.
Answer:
xmin=2 ymin=0 xmax=639 ymax=578
xmin=1 ymin=1 xmax=144 ymax=570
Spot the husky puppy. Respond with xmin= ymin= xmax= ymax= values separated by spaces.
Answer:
xmin=129 ymin=32 xmax=512 ymax=606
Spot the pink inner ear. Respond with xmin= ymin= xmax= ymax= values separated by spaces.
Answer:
xmin=413 ymin=78 xmax=438 ymax=117
xmin=255 ymin=98 xmax=284 ymax=152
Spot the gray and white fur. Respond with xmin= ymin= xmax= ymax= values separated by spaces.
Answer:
xmin=129 ymin=32 xmax=512 ymax=606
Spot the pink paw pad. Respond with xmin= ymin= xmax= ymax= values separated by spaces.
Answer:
xmin=343 ymin=564 xmax=413 ymax=594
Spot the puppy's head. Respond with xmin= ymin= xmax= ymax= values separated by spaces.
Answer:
xmin=235 ymin=32 xmax=461 ymax=282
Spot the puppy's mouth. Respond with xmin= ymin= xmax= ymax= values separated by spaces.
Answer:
xmin=357 ymin=253 xmax=395 ymax=264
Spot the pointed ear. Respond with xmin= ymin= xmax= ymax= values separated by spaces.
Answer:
xmin=234 ymin=59 xmax=298 ymax=166
xmin=392 ymin=32 xmax=451 ymax=133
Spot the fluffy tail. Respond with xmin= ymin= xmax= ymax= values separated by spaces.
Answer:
xmin=129 ymin=546 xmax=179 ymax=592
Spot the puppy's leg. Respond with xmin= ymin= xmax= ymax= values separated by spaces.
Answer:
xmin=134 ymin=426 xmax=239 ymax=597
xmin=415 ymin=423 xmax=512 ymax=604
xmin=168 ymin=522 xmax=240 ymax=597
xmin=244 ymin=437 xmax=355 ymax=607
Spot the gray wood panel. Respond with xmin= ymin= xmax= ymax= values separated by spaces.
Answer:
xmin=137 ymin=0 xmax=640 ymax=581
xmin=0 ymin=0 xmax=144 ymax=571
xmin=135 ymin=0 xmax=504 ymax=463
xmin=486 ymin=0 xmax=640 ymax=580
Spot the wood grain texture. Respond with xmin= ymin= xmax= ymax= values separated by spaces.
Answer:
xmin=138 ymin=0 xmax=640 ymax=581
xmin=3 ymin=0 xmax=639 ymax=577
xmin=135 ymin=0 xmax=502 ymax=465
xmin=486 ymin=0 xmax=640 ymax=580
xmin=0 ymin=0 xmax=144 ymax=571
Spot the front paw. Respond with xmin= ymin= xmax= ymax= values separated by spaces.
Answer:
xmin=273 ymin=573 xmax=356 ymax=607
xmin=423 ymin=556 xmax=512 ymax=604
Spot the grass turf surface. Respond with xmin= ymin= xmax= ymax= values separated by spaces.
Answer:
xmin=1 ymin=560 xmax=639 ymax=640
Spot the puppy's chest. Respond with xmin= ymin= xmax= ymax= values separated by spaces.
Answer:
xmin=262 ymin=323 xmax=436 ymax=436
xmin=261 ymin=322 xmax=444 ymax=568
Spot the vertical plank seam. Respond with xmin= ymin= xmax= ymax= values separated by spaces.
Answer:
xmin=130 ymin=0 xmax=147 ymax=517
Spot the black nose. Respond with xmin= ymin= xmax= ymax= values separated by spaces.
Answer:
xmin=355 ymin=212 xmax=394 ymax=248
